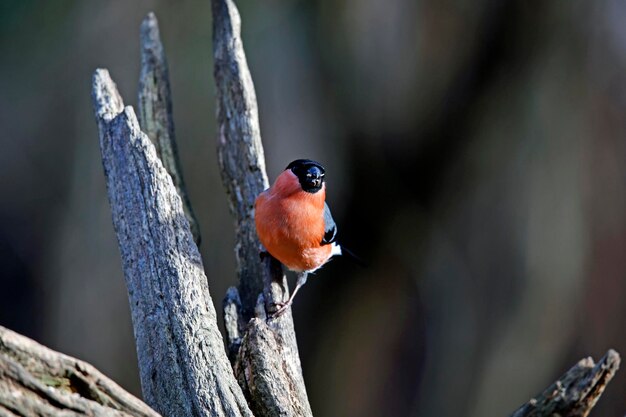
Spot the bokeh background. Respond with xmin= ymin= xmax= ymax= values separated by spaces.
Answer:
xmin=1 ymin=0 xmax=626 ymax=416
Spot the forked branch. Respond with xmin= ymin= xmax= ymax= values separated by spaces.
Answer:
xmin=0 ymin=7 xmax=621 ymax=417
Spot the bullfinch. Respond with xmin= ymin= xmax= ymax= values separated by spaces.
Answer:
xmin=255 ymin=159 xmax=342 ymax=317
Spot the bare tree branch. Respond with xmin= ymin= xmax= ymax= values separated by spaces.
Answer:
xmin=211 ymin=0 xmax=269 ymax=318
xmin=234 ymin=313 xmax=313 ymax=417
xmin=510 ymin=349 xmax=620 ymax=417
xmin=2 ymin=7 xmax=622 ymax=417
xmin=211 ymin=0 xmax=313 ymax=415
xmin=91 ymin=68 xmax=252 ymax=417
xmin=0 ymin=325 xmax=159 ymax=417
xmin=137 ymin=12 xmax=201 ymax=245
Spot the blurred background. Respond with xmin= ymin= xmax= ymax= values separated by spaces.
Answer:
xmin=1 ymin=0 xmax=625 ymax=416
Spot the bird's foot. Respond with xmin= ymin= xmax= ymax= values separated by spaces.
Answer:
xmin=259 ymin=250 xmax=270 ymax=261
xmin=269 ymin=300 xmax=291 ymax=319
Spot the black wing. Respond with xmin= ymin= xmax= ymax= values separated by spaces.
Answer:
xmin=321 ymin=202 xmax=337 ymax=245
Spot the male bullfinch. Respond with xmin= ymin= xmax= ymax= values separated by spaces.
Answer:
xmin=255 ymin=159 xmax=342 ymax=317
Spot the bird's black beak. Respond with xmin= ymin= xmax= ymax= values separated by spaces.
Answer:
xmin=306 ymin=177 xmax=322 ymax=188
xmin=292 ymin=162 xmax=325 ymax=193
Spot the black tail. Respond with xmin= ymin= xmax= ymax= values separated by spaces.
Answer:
xmin=340 ymin=245 xmax=367 ymax=268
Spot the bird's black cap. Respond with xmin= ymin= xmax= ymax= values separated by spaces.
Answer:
xmin=286 ymin=159 xmax=325 ymax=193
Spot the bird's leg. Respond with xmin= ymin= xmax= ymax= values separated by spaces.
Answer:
xmin=271 ymin=272 xmax=308 ymax=318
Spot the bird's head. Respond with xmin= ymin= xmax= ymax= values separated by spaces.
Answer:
xmin=286 ymin=159 xmax=325 ymax=193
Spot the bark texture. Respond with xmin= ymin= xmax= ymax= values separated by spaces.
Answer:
xmin=91 ymin=68 xmax=252 ymax=417
xmin=510 ymin=350 xmax=620 ymax=417
xmin=211 ymin=0 xmax=270 ymax=317
xmin=0 ymin=325 xmax=159 ymax=417
xmin=0 ymin=6 xmax=622 ymax=417
xmin=234 ymin=315 xmax=312 ymax=417
xmin=211 ymin=0 xmax=313 ymax=415
xmin=137 ymin=12 xmax=201 ymax=245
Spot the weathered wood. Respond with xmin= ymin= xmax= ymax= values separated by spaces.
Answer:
xmin=211 ymin=0 xmax=270 ymax=317
xmin=223 ymin=286 xmax=245 ymax=362
xmin=1 ymin=7 xmax=623 ymax=417
xmin=211 ymin=0 xmax=313 ymax=414
xmin=233 ymin=297 xmax=312 ymax=417
xmin=137 ymin=12 xmax=201 ymax=245
xmin=510 ymin=349 xmax=620 ymax=417
xmin=234 ymin=317 xmax=312 ymax=417
xmin=0 ymin=325 xmax=159 ymax=417
xmin=91 ymin=68 xmax=252 ymax=417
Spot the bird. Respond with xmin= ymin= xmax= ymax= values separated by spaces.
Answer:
xmin=254 ymin=159 xmax=342 ymax=317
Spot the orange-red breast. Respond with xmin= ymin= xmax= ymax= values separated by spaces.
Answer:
xmin=255 ymin=159 xmax=342 ymax=316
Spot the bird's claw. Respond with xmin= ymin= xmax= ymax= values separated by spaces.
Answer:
xmin=269 ymin=301 xmax=291 ymax=319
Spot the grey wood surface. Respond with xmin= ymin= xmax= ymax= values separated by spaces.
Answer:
xmin=210 ymin=0 xmax=313 ymax=414
xmin=0 ymin=5 xmax=621 ymax=417
xmin=92 ymin=68 xmax=252 ymax=417
xmin=137 ymin=12 xmax=201 ymax=245
xmin=211 ymin=0 xmax=271 ymax=318
xmin=510 ymin=350 xmax=620 ymax=417
xmin=0 ymin=325 xmax=159 ymax=417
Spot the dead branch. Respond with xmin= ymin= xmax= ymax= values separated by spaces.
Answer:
xmin=0 ymin=325 xmax=159 ymax=417
xmin=510 ymin=349 xmax=620 ymax=417
xmin=0 ymin=7 xmax=622 ymax=417
xmin=137 ymin=12 xmax=201 ymax=245
xmin=91 ymin=68 xmax=251 ymax=417
xmin=211 ymin=0 xmax=269 ymax=318
xmin=211 ymin=0 xmax=313 ymax=415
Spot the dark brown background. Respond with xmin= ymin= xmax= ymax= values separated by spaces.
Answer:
xmin=1 ymin=1 xmax=625 ymax=416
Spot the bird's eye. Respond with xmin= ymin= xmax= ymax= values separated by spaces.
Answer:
xmin=306 ymin=173 xmax=312 ymax=178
